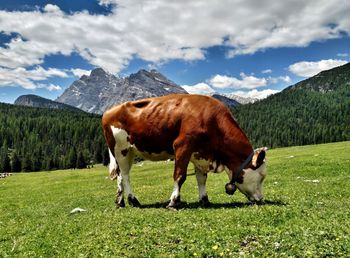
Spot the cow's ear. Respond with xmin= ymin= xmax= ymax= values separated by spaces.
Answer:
xmin=252 ymin=147 xmax=267 ymax=168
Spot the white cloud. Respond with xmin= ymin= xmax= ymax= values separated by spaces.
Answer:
xmin=181 ymin=83 xmax=216 ymax=95
xmin=288 ymin=59 xmax=348 ymax=77
xmin=0 ymin=66 xmax=68 ymax=90
xmin=268 ymin=75 xmax=292 ymax=84
xmin=0 ymin=1 xmax=349 ymax=75
xmin=46 ymin=84 xmax=62 ymax=91
xmin=209 ymin=73 xmax=267 ymax=89
xmin=232 ymin=89 xmax=280 ymax=100
xmin=279 ymin=76 xmax=292 ymax=83
xmin=70 ymin=68 xmax=91 ymax=78
xmin=337 ymin=53 xmax=348 ymax=57
xmin=43 ymin=4 xmax=64 ymax=15
xmin=226 ymin=1 xmax=350 ymax=58
xmin=262 ymin=69 xmax=272 ymax=74
xmin=183 ymin=72 xmax=290 ymax=96
xmin=98 ymin=0 xmax=117 ymax=6
xmin=207 ymin=73 xmax=291 ymax=91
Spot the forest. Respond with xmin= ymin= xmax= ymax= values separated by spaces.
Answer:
xmin=0 ymin=103 xmax=107 ymax=173
xmin=233 ymin=83 xmax=350 ymax=148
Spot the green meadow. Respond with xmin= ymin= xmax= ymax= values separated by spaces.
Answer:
xmin=1 ymin=141 xmax=349 ymax=257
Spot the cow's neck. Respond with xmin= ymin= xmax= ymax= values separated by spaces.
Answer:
xmin=221 ymin=118 xmax=254 ymax=175
xmin=226 ymin=140 xmax=253 ymax=173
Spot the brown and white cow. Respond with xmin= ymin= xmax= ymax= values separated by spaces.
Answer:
xmin=102 ymin=94 xmax=267 ymax=208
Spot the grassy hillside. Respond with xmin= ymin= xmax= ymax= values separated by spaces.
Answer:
xmin=1 ymin=142 xmax=349 ymax=257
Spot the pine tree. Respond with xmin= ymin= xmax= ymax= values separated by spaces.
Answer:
xmin=102 ymin=148 xmax=109 ymax=166
xmin=67 ymin=147 xmax=77 ymax=169
xmin=22 ymin=155 xmax=32 ymax=172
xmin=11 ymin=152 xmax=22 ymax=172
xmin=31 ymin=155 xmax=42 ymax=172
xmin=45 ymin=158 xmax=54 ymax=171
xmin=94 ymin=143 xmax=103 ymax=164
xmin=0 ymin=142 xmax=11 ymax=172
xmin=76 ymin=152 xmax=87 ymax=169
xmin=4 ymin=154 xmax=11 ymax=172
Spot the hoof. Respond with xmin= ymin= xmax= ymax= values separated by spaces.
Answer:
xmin=225 ymin=183 xmax=237 ymax=195
xmin=115 ymin=198 xmax=125 ymax=208
xmin=166 ymin=196 xmax=181 ymax=210
xmin=166 ymin=205 xmax=179 ymax=211
xmin=166 ymin=203 xmax=180 ymax=210
xmin=128 ymin=195 xmax=141 ymax=207
xmin=199 ymin=196 xmax=211 ymax=207
xmin=251 ymin=199 xmax=265 ymax=205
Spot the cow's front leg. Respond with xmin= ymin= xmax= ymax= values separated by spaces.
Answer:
xmin=167 ymin=138 xmax=192 ymax=209
xmin=195 ymin=167 xmax=210 ymax=207
xmin=168 ymin=174 xmax=186 ymax=209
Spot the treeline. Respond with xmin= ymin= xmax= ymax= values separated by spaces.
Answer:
xmin=0 ymin=103 xmax=108 ymax=173
xmin=233 ymin=84 xmax=350 ymax=148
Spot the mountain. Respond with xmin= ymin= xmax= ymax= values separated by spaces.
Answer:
xmin=222 ymin=93 xmax=258 ymax=104
xmin=56 ymin=68 xmax=188 ymax=114
xmin=288 ymin=62 xmax=350 ymax=93
xmin=211 ymin=94 xmax=240 ymax=108
xmin=14 ymin=94 xmax=81 ymax=112
xmin=234 ymin=62 xmax=350 ymax=148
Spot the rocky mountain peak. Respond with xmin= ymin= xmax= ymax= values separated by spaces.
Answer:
xmin=90 ymin=67 xmax=109 ymax=78
xmin=56 ymin=68 xmax=188 ymax=114
xmin=128 ymin=69 xmax=180 ymax=88
xmin=80 ymin=75 xmax=89 ymax=81
xmin=211 ymin=94 xmax=240 ymax=108
xmin=222 ymin=93 xmax=258 ymax=104
xmin=129 ymin=69 xmax=162 ymax=80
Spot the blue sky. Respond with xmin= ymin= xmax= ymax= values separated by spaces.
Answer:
xmin=0 ymin=0 xmax=349 ymax=103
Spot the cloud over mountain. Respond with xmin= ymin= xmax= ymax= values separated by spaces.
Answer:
xmin=209 ymin=73 xmax=267 ymax=89
xmin=182 ymin=83 xmax=216 ymax=95
xmin=288 ymin=59 xmax=348 ymax=77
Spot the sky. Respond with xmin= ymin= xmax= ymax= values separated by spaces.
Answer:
xmin=0 ymin=0 xmax=350 ymax=103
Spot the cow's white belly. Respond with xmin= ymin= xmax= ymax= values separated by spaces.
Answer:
xmin=190 ymin=153 xmax=226 ymax=173
xmin=111 ymin=126 xmax=174 ymax=161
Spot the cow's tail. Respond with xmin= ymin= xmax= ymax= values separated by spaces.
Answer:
xmin=108 ymin=148 xmax=119 ymax=180
xmin=102 ymin=123 xmax=120 ymax=180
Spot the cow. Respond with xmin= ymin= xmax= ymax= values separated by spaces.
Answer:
xmin=101 ymin=94 xmax=267 ymax=209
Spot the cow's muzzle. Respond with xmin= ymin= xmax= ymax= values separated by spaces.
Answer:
xmin=225 ymin=183 xmax=237 ymax=195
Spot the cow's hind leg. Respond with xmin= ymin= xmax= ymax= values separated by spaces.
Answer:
xmin=111 ymin=127 xmax=141 ymax=207
xmin=116 ymin=152 xmax=141 ymax=208
xmin=122 ymin=170 xmax=141 ymax=208
xmin=108 ymin=148 xmax=125 ymax=208
xmin=115 ymin=174 xmax=125 ymax=208
xmin=195 ymin=167 xmax=210 ymax=207
xmin=167 ymin=137 xmax=192 ymax=209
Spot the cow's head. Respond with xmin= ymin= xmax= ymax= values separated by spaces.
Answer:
xmin=226 ymin=147 xmax=267 ymax=202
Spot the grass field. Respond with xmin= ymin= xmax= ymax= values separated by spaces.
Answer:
xmin=1 ymin=141 xmax=349 ymax=257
